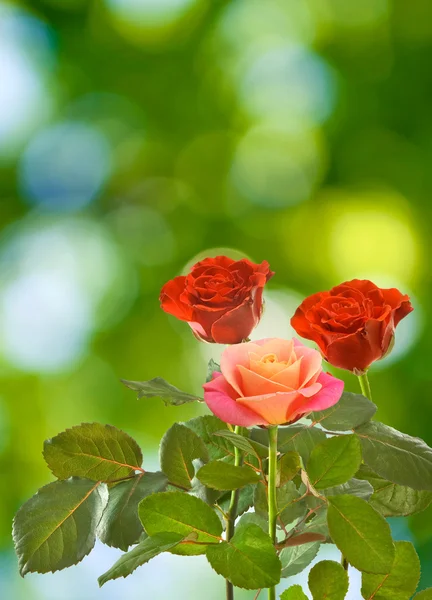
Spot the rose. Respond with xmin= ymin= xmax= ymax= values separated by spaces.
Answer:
xmin=203 ymin=338 xmax=344 ymax=426
xmin=160 ymin=255 xmax=274 ymax=344
xmin=291 ymin=279 xmax=413 ymax=374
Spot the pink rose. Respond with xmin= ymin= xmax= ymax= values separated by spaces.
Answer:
xmin=203 ymin=338 xmax=344 ymax=427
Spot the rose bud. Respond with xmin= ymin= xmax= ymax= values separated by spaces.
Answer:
xmin=160 ymin=256 xmax=274 ymax=344
xmin=203 ymin=338 xmax=344 ymax=426
xmin=291 ymin=279 xmax=413 ymax=374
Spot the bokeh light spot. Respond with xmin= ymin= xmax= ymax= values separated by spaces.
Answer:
xmin=19 ymin=121 xmax=112 ymax=212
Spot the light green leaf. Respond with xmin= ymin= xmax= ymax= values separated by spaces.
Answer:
xmin=355 ymin=421 xmax=432 ymax=491
xmin=43 ymin=422 xmax=143 ymax=482
xmin=321 ymin=478 xmax=374 ymax=501
xmin=252 ymin=425 xmax=326 ymax=464
xmin=280 ymin=542 xmax=321 ymax=578
xmin=307 ymin=435 xmax=362 ymax=490
xmin=184 ymin=416 xmax=232 ymax=461
xmin=139 ymin=491 xmax=222 ymax=556
xmin=311 ymin=392 xmax=377 ymax=431
xmin=308 ymin=560 xmax=349 ymax=600
xmin=206 ymin=359 xmax=221 ymax=382
xmin=121 ymin=377 xmax=201 ymax=405
xmin=160 ymin=423 xmax=208 ymax=489
xmin=196 ymin=461 xmax=261 ymax=490
xmin=413 ymin=590 xmax=432 ymax=599
xmin=254 ymin=481 xmax=305 ymax=525
xmin=277 ymin=452 xmax=301 ymax=486
xmin=327 ymin=495 xmax=395 ymax=574
xmin=98 ymin=532 xmax=184 ymax=586
xmin=356 ymin=465 xmax=432 ymax=517
xmin=97 ymin=472 xmax=168 ymax=550
xmin=213 ymin=429 xmax=268 ymax=458
xmin=280 ymin=585 xmax=309 ymax=599
xmin=13 ymin=478 xmax=108 ymax=575
xmin=361 ymin=541 xmax=420 ymax=599
xmin=206 ymin=523 xmax=281 ymax=589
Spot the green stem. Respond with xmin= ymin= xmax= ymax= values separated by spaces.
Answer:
xmin=268 ymin=426 xmax=278 ymax=600
xmin=358 ymin=372 xmax=372 ymax=401
xmin=225 ymin=425 xmax=243 ymax=600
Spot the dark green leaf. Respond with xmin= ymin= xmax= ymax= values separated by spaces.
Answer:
xmin=280 ymin=585 xmax=309 ymax=599
xmin=98 ymin=532 xmax=184 ymax=586
xmin=213 ymin=429 xmax=268 ymax=458
xmin=189 ymin=469 xmax=222 ymax=506
xmin=139 ymin=491 xmax=222 ymax=556
xmin=277 ymin=452 xmax=301 ymax=486
xmin=254 ymin=481 xmax=305 ymax=525
xmin=321 ymin=478 xmax=374 ymax=501
xmin=307 ymin=434 xmax=362 ymax=490
xmin=252 ymin=425 xmax=326 ymax=464
xmin=303 ymin=510 xmax=329 ymax=539
xmin=184 ymin=416 xmax=232 ymax=461
xmin=121 ymin=377 xmax=201 ymax=405
xmin=206 ymin=523 xmax=281 ymax=589
xmin=280 ymin=542 xmax=321 ymax=578
xmin=238 ymin=512 xmax=268 ymax=532
xmin=356 ymin=465 xmax=432 ymax=517
xmin=311 ymin=392 xmax=377 ymax=431
xmin=97 ymin=472 xmax=168 ymax=550
xmin=43 ymin=422 xmax=143 ymax=482
xmin=206 ymin=359 xmax=221 ymax=382
xmin=308 ymin=560 xmax=349 ymax=600
xmin=327 ymin=495 xmax=395 ymax=574
xmin=355 ymin=421 xmax=432 ymax=491
xmin=196 ymin=461 xmax=261 ymax=490
xmin=218 ymin=484 xmax=255 ymax=518
xmin=13 ymin=478 xmax=108 ymax=575
xmin=361 ymin=541 xmax=420 ymax=599
xmin=160 ymin=423 xmax=208 ymax=489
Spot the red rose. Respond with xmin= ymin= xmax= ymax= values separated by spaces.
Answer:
xmin=291 ymin=279 xmax=413 ymax=374
xmin=160 ymin=256 xmax=274 ymax=344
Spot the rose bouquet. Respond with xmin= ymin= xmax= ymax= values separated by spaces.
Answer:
xmin=13 ymin=255 xmax=432 ymax=600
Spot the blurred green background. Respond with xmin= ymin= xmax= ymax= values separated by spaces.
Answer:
xmin=1 ymin=0 xmax=431 ymax=597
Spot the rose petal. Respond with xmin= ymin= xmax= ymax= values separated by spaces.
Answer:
xmin=203 ymin=372 xmax=268 ymax=427
xmin=237 ymin=390 xmax=299 ymax=425
xmin=288 ymin=371 xmax=344 ymax=420
xmin=238 ymin=365 xmax=293 ymax=396
xmin=160 ymin=276 xmax=194 ymax=321
xmin=220 ymin=342 xmax=262 ymax=395
xmin=211 ymin=299 xmax=258 ymax=344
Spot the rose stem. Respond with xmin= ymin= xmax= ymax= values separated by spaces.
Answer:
xmin=267 ymin=425 xmax=278 ymax=600
xmin=358 ymin=372 xmax=372 ymax=401
xmin=225 ymin=425 xmax=243 ymax=600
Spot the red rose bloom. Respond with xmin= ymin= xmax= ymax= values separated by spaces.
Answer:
xmin=160 ymin=256 xmax=274 ymax=344
xmin=291 ymin=279 xmax=413 ymax=374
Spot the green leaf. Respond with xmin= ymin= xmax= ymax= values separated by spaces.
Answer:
xmin=43 ymin=422 xmax=143 ymax=482
xmin=184 ymin=416 xmax=232 ymax=461
xmin=321 ymin=478 xmax=374 ymax=501
xmin=138 ymin=491 xmax=222 ymax=556
xmin=303 ymin=510 xmax=329 ymax=539
xmin=327 ymin=495 xmax=395 ymax=574
xmin=238 ymin=512 xmax=268 ymax=532
xmin=356 ymin=465 xmax=432 ymax=517
xmin=308 ymin=560 xmax=349 ymax=600
xmin=160 ymin=423 xmax=208 ymax=489
xmin=206 ymin=523 xmax=281 ymax=590
xmin=206 ymin=359 xmax=221 ymax=382
xmin=252 ymin=425 xmax=326 ymax=464
xmin=355 ymin=421 xmax=432 ymax=491
xmin=254 ymin=481 xmax=305 ymax=525
xmin=280 ymin=585 xmax=309 ymax=599
xmin=307 ymin=434 xmax=362 ymax=490
xmin=218 ymin=484 xmax=255 ymax=518
xmin=189 ymin=469 xmax=222 ymax=506
xmin=413 ymin=590 xmax=432 ymax=599
xmin=13 ymin=478 xmax=108 ymax=575
xmin=311 ymin=391 xmax=377 ymax=431
xmin=280 ymin=542 xmax=321 ymax=578
xmin=213 ymin=429 xmax=268 ymax=458
xmin=97 ymin=472 xmax=168 ymax=550
xmin=196 ymin=461 xmax=261 ymax=490
xmin=277 ymin=532 xmax=327 ymax=549
xmin=121 ymin=377 xmax=201 ymax=405
xmin=278 ymin=452 xmax=301 ymax=486
xmin=361 ymin=540 xmax=420 ymax=600
xmin=98 ymin=532 xmax=184 ymax=586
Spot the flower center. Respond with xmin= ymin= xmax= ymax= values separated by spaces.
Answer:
xmin=261 ymin=353 xmax=286 ymax=365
